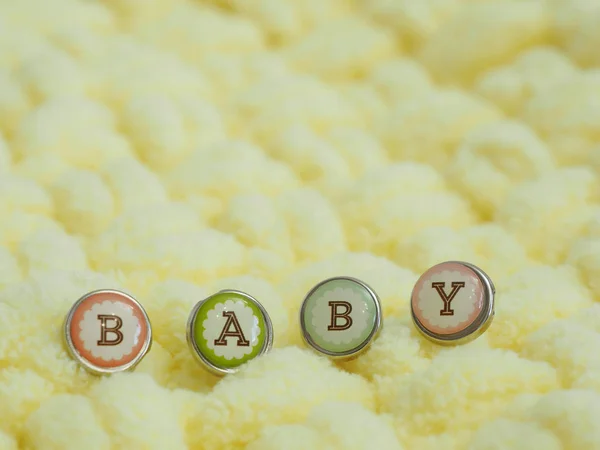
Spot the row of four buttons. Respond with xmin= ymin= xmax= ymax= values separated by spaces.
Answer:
xmin=64 ymin=261 xmax=495 ymax=376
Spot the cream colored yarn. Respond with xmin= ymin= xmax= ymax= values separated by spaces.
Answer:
xmin=0 ymin=0 xmax=600 ymax=449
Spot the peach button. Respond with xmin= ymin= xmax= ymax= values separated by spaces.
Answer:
xmin=64 ymin=290 xmax=152 ymax=374
xmin=411 ymin=261 xmax=495 ymax=344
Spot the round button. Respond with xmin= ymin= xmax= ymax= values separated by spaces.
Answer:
xmin=186 ymin=290 xmax=273 ymax=375
xmin=411 ymin=261 xmax=495 ymax=345
xmin=64 ymin=290 xmax=152 ymax=375
xmin=300 ymin=277 xmax=382 ymax=359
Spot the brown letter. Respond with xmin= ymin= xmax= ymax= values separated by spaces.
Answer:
xmin=431 ymin=282 xmax=465 ymax=316
xmin=97 ymin=315 xmax=124 ymax=346
xmin=328 ymin=301 xmax=353 ymax=331
xmin=214 ymin=311 xmax=250 ymax=347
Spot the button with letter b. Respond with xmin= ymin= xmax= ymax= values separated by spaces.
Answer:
xmin=300 ymin=277 xmax=382 ymax=360
xmin=64 ymin=289 xmax=152 ymax=375
xmin=411 ymin=261 xmax=495 ymax=345
xmin=186 ymin=290 xmax=274 ymax=375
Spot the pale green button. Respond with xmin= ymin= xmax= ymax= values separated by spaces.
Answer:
xmin=300 ymin=277 xmax=382 ymax=359
xmin=186 ymin=290 xmax=273 ymax=375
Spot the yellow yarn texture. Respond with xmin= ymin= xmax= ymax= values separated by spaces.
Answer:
xmin=1 ymin=0 xmax=600 ymax=448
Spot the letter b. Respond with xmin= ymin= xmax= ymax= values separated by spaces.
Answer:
xmin=97 ymin=314 xmax=124 ymax=346
xmin=328 ymin=301 xmax=353 ymax=331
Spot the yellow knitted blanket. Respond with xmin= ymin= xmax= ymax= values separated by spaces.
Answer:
xmin=1 ymin=0 xmax=599 ymax=449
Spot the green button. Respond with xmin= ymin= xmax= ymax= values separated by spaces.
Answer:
xmin=186 ymin=290 xmax=273 ymax=375
xmin=300 ymin=277 xmax=382 ymax=359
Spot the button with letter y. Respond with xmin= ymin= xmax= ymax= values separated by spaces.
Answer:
xmin=411 ymin=261 xmax=495 ymax=345
xmin=186 ymin=290 xmax=274 ymax=375
xmin=64 ymin=289 xmax=152 ymax=375
xmin=300 ymin=277 xmax=382 ymax=360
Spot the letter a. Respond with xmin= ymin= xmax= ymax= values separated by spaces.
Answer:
xmin=328 ymin=301 xmax=353 ymax=331
xmin=431 ymin=282 xmax=466 ymax=316
xmin=214 ymin=311 xmax=250 ymax=347
xmin=97 ymin=314 xmax=124 ymax=346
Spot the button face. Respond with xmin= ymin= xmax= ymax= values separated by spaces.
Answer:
xmin=187 ymin=290 xmax=273 ymax=375
xmin=64 ymin=290 xmax=152 ymax=374
xmin=411 ymin=261 xmax=495 ymax=344
xmin=300 ymin=277 xmax=382 ymax=359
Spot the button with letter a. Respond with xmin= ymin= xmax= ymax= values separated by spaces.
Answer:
xmin=411 ymin=261 xmax=495 ymax=345
xmin=300 ymin=277 xmax=382 ymax=360
xmin=186 ymin=290 xmax=274 ymax=375
xmin=64 ymin=289 xmax=152 ymax=375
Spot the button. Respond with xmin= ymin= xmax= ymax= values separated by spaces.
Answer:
xmin=186 ymin=290 xmax=273 ymax=375
xmin=64 ymin=289 xmax=152 ymax=375
xmin=411 ymin=261 xmax=495 ymax=345
xmin=300 ymin=277 xmax=382 ymax=359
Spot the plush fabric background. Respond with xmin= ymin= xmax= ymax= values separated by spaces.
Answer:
xmin=0 ymin=0 xmax=600 ymax=449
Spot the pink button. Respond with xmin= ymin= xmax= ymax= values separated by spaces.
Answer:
xmin=411 ymin=261 xmax=495 ymax=344
xmin=64 ymin=290 xmax=152 ymax=374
